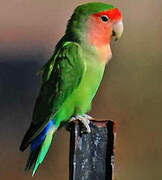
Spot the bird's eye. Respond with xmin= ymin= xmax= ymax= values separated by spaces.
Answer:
xmin=101 ymin=15 xmax=109 ymax=22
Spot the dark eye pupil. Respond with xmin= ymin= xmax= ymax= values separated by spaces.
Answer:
xmin=101 ymin=15 xmax=109 ymax=22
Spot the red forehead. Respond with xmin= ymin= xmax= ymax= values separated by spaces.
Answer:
xmin=92 ymin=8 xmax=122 ymax=21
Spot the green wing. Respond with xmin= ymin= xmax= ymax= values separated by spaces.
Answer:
xmin=20 ymin=41 xmax=85 ymax=151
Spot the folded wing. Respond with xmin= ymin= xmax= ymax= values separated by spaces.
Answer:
xmin=20 ymin=41 xmax=85 ymax=151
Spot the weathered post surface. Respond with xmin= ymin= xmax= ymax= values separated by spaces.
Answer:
xmin=68 ymin=120 xmax=116 ymax=180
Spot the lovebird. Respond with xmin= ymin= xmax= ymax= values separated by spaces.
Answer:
xmin=20 ymin=2 xmax=123 ymax=175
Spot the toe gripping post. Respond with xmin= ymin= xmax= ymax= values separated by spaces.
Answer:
xmin=68 ymin=120 xmax=117 ymax=180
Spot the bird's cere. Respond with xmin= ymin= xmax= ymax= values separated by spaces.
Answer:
xmin=113 ymin=21 xmax=123 ymax=40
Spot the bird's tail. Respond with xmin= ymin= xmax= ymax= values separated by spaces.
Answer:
xmin=25 ymin=119 xmax=58 ymax=176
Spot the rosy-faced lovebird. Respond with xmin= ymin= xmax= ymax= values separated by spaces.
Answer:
xmin=20 ymin=2 xmax=123 ymax=175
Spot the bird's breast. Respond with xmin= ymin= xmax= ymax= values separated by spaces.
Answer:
xmin=74 ymin=58 xmax=105 ymax=105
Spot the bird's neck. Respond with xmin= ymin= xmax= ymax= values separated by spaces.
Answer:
xmin=82 ymin=42 xmax=112 ymax=64
xmin=65 ymin=17 xmax=112 ymax=63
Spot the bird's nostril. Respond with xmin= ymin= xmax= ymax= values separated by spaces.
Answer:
xmin=112 ymin=30 xmax=116 ymax=36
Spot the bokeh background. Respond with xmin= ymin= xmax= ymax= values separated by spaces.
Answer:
xmin=0 ymin=0 xmax=162 ymax=179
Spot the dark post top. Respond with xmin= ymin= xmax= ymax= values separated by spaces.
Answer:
xmin=68 ymin=120 xmax=116 ymax=180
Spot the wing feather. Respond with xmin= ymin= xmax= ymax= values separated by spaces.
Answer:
xmin=20 ymin=41 xmax=85 ymax=151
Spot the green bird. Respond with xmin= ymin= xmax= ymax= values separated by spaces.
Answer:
xmin=20 ymin=2 xmax=123 ymax=175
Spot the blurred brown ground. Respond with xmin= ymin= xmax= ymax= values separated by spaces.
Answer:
xmin=0 ymin=0 xmax=162 ymax=179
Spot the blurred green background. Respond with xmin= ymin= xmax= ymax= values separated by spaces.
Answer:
xmin=0 ymin=0 xmax=162 ymax=179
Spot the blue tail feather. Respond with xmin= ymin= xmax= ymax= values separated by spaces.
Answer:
xmin=31 ymin=120 xmax=55 ymax=151
xmin=25 ymin=119 xmax=57 ymax=173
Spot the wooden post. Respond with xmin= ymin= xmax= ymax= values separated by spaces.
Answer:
xmin=68 ymin=120 xmax=116 ymax=180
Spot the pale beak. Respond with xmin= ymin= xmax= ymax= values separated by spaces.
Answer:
xmin=112 ymin=20 xmax=123 ymax=40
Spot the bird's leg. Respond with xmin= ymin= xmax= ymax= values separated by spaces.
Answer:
xmin=69 ymin=114 xmax=93 ymax=133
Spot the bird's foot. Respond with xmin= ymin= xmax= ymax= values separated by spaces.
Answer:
xmin=82 ymin=114 xmax=94 ymax=120
xmin=70 ymin=114 xmax=93 ymax=133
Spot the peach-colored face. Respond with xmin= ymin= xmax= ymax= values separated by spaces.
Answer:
xmin=87 ymin=8 xmax=122 ymax=47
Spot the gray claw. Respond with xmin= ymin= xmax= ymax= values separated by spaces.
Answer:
xmin=82 ymin=114 xmax=94 ymax=120
xmin=69 ymin=115 xmax=91 ymax=133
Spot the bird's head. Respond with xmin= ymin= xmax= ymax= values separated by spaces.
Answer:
xmin=87 ymin=6 xmax=123 ymax=46
xmin=66 ymin=2 xmax=123 ymax=46
xmin=66 ymin=2 xmax=123 ymax=62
